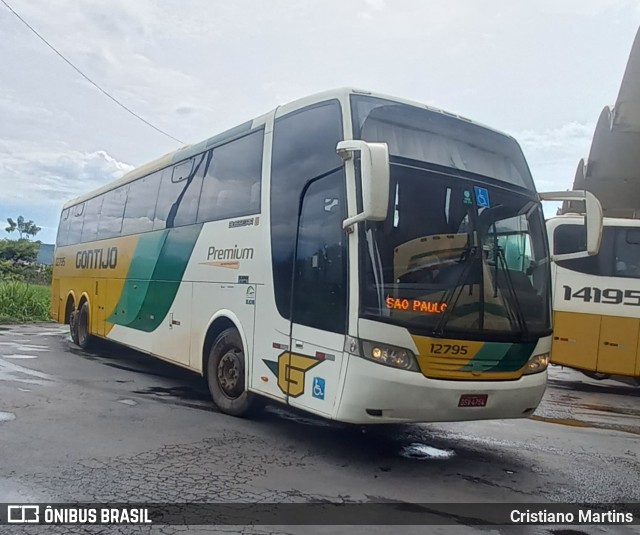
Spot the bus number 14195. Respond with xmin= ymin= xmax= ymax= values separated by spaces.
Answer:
xmin=563 ymin=285 xmax=640 ymax=306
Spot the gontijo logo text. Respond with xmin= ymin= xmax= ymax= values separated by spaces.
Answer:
xmin=75 ymin=247 xmax=118 ymax=270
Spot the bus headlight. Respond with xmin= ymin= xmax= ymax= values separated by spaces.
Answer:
xmin=523 ymin=353 xmax=550 ymax=375
xmin=360 ymin=340 xmax=419 ymax=371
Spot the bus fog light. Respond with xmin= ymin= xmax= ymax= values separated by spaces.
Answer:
xmin=361 ymin=341 xmax=418 ymax=371
xmin=523 ymin=353 xmax=550 ymax=375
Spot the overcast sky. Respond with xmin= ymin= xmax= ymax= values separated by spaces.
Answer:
xmin=1 ymin=0 xmax=639 ymax=244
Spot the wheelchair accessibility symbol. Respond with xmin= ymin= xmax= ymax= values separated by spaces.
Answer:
xmin=474 ymin=186 xmax=490 ymax=208
xmin=312 ymin=377 xmax=325 ymax=400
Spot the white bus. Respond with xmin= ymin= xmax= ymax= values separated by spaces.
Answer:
xmin=51 ymin=88 xmax=602 ymax=423
xmin=548 ymin=215 xmax=640 ymax=382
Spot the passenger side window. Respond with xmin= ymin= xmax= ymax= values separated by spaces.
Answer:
xmin=197 ymin=130 xmax=263 ymax=223
xmin=81 ymin=196 xmax=103 ymax=243
xmin=154 ymin=154 xmax=208 ymax=230
xmin=56 ymin=209 xmax=71 ymax=247
xmin=97 ymin=186 xmax=127 ymax=240
xmin=67 ymin=203 xmax=85 ymax=245
xmin=122 ymin=172 xmax=161 ymax=235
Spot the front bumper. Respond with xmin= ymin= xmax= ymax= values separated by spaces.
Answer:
xmin=334 ymin=354 xmax=547 ymax=424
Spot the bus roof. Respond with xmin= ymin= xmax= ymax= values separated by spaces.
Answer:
xmin=63 ymin=87 xmax=518 ymax=210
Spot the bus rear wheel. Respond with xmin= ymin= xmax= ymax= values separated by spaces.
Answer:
xmin=69 ymin=309 xmax=80 ymax=345
xmin=206 ymin=327 xmax=262 ymax=417
xmin=74 ymin=302 xmax=92 ymax=350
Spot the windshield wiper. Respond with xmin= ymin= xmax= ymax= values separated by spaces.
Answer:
xmin=433 ymin=242 xmax=479 ymax=336
xmin=493 ymin=244 xmax=528 ymax=336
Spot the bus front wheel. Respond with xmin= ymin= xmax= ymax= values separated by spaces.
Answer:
xmin=206 ymin=328 xmax=262 ymax=417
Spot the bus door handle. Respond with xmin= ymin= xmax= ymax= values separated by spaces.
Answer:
xmin=169 ymin=313 xmax=181 ymax=329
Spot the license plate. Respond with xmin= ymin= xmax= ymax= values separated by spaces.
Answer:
xmin=458 ymin=394 xmax=488 ymax=407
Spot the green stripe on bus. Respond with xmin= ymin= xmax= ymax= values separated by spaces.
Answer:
xmin=459 ymin=341 xmax=535 ymax=373
xmin=111 ymin=224 xmax=203 ymax=333
xmin=107 ymin=231 xmax=169 ymax=326
xmin=485 ymin=342 xmax=536 ymax=372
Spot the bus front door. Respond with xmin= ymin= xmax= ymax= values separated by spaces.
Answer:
xmin=286 ymin=171 xmax=348 ymax=418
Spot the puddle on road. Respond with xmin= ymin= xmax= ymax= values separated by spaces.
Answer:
xmin=573 ymin=402 xmax=640 ymax=418
xmin=531 ymin=416 xmax=592 ymax=429
xmin=131 ymin=385 xmax=215 ymax=413
xmin=0 ymin=411 xmax=16 ymax=423
xmin=399 ymin=443 xmax=455 ymax=461
xmin=133 ymin=385 xmax=209 ymax=402
xmin=34 ymin=330 xmax=69 ymax=337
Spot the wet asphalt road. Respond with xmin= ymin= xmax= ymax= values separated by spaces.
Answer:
xmin=0 ymin=323 xmax=639 ymax=535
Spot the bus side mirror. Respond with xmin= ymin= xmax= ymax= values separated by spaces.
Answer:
xmin=539 ymin=190 xmax=603 ymax=261
xmin=337 ymin=140 xmax=390 ymax=229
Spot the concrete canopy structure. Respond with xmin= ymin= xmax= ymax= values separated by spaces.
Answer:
xmin=565 ymin=27 xmax=640 ymax=218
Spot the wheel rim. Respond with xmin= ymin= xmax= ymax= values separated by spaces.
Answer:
xmin=217 ymin=349 xmax=243 ymax=399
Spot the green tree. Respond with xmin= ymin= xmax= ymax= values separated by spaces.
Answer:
xmin=0 ymin=239 xmax=40 ymax=263
xmin=6 ymin=216 xmax=41 ymax=240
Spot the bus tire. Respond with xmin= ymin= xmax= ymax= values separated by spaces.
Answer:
xmin=70 ymin=309 xmax=80 ymax=345
xmin=206 ymin=327 xmax=262 ymax=417
xmin=75 ymin=301 xmax=92 ymax=350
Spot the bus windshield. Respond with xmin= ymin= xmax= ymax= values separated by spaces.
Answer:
xmin=360 ymin=162 xmax=552 ymax=341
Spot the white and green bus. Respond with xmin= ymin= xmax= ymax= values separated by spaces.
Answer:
xmin=51 ymin=88 xmax=602 ymax=423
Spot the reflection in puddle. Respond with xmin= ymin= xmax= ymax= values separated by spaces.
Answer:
xmin=0 ymin=358 xmax=54 ymax=385
xmin=35 ymin=330 xmax=69 ymax=337
xmin=399 ymin=443 xmax=455 ymax=460
xmin=0 ymin=411 xmax=16 ymax=423
xmin=267 ymin=407 xmax=335 ymax=428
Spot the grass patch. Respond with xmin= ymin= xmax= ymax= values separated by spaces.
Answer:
xmin=0 ymin=281 xmax=51 ymax=323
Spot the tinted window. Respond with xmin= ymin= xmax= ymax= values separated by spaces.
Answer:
xmin=352 ymin=95 xmax=534 ymax=190
xmin=67 ymin=203 xmax=85 ymax=245
xmin=122 ymin=172 xmax=161 ymax=235
xmin=97 ymin=186 xmax=127 ymax=240
xmin=270 ymin=101 xmax=343 ymax=319
xmin=56 ymin=208 xmax=71 ymax=247
xmin=197 ymin=130 xmax=263 ymax=223
xmin=614 ymin=227 xmax=640 ymax=278
xmin=172 ymin=153 xmax=208 ymax=227
xmin=554 ymin=222 xmax=587 ymax=255
xmin=293 ymin=171 xmax=347 ymax=333
xmin=81 ymin=196 xmax=103 ymax=243
xmin=155 ymin=154 xmax=208 ymax=230
xmin=555 ymin=224 xmax=615 ymax=276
